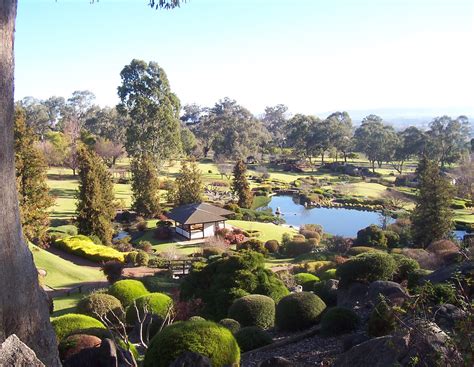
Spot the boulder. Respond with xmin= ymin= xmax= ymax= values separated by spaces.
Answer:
xmin=342 ymin=333 xmax=370 ymax=352
xmin=170 ymin=351 xmax=212 ymax=367
xmin=422 ymin=261 xmax=474 ymax=285
xmin=63 ymin=338 xmax=117 ymax=367
xmin=368 ymin=281 xmax=409 ymax=306
xmin=59 ymin=334 xmax=102 ymax=361
xmin=337 ymin=282 xmax=369 ymax=310
xmin=0 ymin=334 xmax=45 ymax=367
xmin=258 ymin=356 xmax=295 ymax=367
xmin=334 ymin=321 xmax=461 ymax=367
xmin=435 ymin=304 xmax=466 ymax=331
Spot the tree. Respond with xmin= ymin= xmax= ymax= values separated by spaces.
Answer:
xmin=0 ymin=1 xmax=183 ymax=365
xmin=84 ymin=106 xmax=128 ymax=144
xmin=117 ymin=59 xmax=182 ymax=160
xmin=94 ymin=137 xmax=125 ymax=168
xmin=180 ymin=127 xmax=198 ymax=157
xmin=411 ymin=157 xmax=454 ymax=248
xmin=232 ymin=160 xmax=253 ymax=208
xmin=171 ymin=160 xmax=203 ymax=205
xmin=392 ymin=126 xmax=426 ymax=174
xmin=14 ymin=106 xmax=53 ymax=247
xmin=261 ymin=104 xmax=288 ymax=148
xmin=131 ymin=155 xmax=162 ymax=218
xmin=76 ymin=146 xmax=115 ymax=246
xmin=17 ymin=97 xmax=50 ymax=139
xmin=325 ymin=111 xmax=353 ymax=162
xmin=286 ymin=114 xmax=321 ymax=164
xmin=354 ymin=115 xmax=398 ymax=172
xmin=425 ymin=115 xmax=471 ymax=168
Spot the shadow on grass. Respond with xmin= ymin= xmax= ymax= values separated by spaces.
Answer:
xmin=50 ymin=188 xmax=77 ymax=199
xmin=47 ymin=173 xmax=77 ymax=181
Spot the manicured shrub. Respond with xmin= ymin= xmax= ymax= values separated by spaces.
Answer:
xmin=237 ymin=239 xmax=267 ymax=254
xmin=143 ymin=321 xmax=240 ymax=367
xmin=76 ymin=292 xmax=123 ymax=321
xmin=136 ymin=240 xmax=153 ymax=253
xmin=384 ymin=230 xmax=400 ymax=248
xmin=293 ymin=273 xmax=320 ymax=291
xmin=54 ymin=235 xmax=126 ymax=263
xmin=285 ymin=239 xmax=317 ymax=257
xmin=219 ymin=318 xmax=241 ymax=334
xmin=125 ymin=251 xmax=139 ymax=264
xmin=320 ymin=307 xmax=359 ymax=336
xmin=51 ymin=314 xmax=106 ymax=343
xmin=202 ymin=247 xmax=224 ymax=258
xmin=319 ymin=268 xmax=337 ymax=281
xmin=234 ymin=326 xmax=273 ymax=352
xmin=325 ymin=236 xmax=352 ymax=254
xmin=355 ymin=225 xmax=387 ymax=248
xmin=300 ymin=229 xmax=321 ymax=241
xmin=136 ymin=251 xmax=149 ymax=266
xmin=407 ymin=269 xmax=432 ymax=289
xmin=188 ymin=316 xmax=205 ymax=322
xmin=391 ymin=254 xmax=420 ymax=282
xmin=108 ymin=279 xmax=149 ymax=308
xmin=337 ymin=252 xmax=397 ymax=286
xmin=58 ymin=334 xmax=101 ymax=361
xmin=275 ymin=292 xmax=326 ymax=331
xmin=126 ymin=292 xmax=173 ymax=325
xmin=348 ymin=246 xmax=382 ymax=256
xmin=313 ymin=280 xmax=338 ymax=306
xmin=228 ymin=294 xmax=275 ymax=329
xmin=293 ymin=260 xmax=334 ymax=275
xmin=101 ymin=260 xmax=124 ymax=283
xmin=264 ymin=240 xmax=280 ymax=253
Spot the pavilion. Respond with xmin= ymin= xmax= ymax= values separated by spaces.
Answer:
xmin=167 ymin=202 xmax=233 ymax=240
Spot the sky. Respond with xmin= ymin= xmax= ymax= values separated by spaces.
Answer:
xmin=14 ymin=0 xmax=474 ymax=119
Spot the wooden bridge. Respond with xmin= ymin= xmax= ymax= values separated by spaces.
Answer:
xmin=167 ymin=259 xmax=201 ymax=278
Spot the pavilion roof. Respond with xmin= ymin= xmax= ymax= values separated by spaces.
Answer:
xmin=167 ymin=202 xmax=233 ymax=225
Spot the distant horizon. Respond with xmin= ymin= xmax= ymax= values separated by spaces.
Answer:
xmin=15 ymin=0 xmax=474 ymax=120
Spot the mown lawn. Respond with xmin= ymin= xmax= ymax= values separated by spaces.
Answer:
xmin=133 ymin=230 xmax=204 ymax=255
xmin=228 ymin=220 xmax=297 ymax=243
xmin=51 ymin=293 xmax=85 ymax=317
xmin=31 ymin=245 xmax=104 ymax=288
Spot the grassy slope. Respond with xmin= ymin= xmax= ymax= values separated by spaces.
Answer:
xmin=228 ymin=220 xmax=297 ymax=243
xmin=31 ymin=245 xmax=104 ymax=288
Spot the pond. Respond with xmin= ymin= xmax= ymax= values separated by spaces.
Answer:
xmin=265 ymin=195 xmax=388 ymax=237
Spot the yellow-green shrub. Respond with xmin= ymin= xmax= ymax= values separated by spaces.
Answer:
xmin=54 ymin=235 xmax=126 ymax=263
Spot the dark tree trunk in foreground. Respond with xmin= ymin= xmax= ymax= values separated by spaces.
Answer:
xmin=0 ymin=1 xmax=61 ymax=365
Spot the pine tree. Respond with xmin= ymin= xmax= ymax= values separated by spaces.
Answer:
xmin=232 ymin=159 xmax=253 ymax=208
xmin=173 ymin=160 xmax=203 ymax=205
xmin=131 ymin=155 xmax=161 ymax=217
xmin=14 ymin=106 xmax=53 ymax=247
xmin=411 ymin=156 xmax=454 ymax=248
xmin=76 ymin=146 xmax=116 ymax=245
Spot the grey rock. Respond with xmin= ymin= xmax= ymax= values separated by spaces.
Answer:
xmin=258 ymin=356 xmax=296 ymax=367
xmin=170 ymin=351 xmax=212 ymax=367
xmin=64 ymin=338 xmax=117 ymax=367
xmin=342 ymin=333 xmax=370 ymax=352
xmin=337 ymin=282 xmax=369 ymax=310
xmin=422 ymin=261 xmax=474 ymax=284
xmin=0 ymin=334 xmax=45 ymax=367
xmin=368 ymin=280 xmax=409 ymax=306
xmin=435 ymin=303 xmax=466 ymax=331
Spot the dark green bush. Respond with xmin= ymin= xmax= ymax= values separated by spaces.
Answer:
xmin=51 ymin=314 xmax=106 ymax=342
xmin=336 ymin=252 xmax=397 ymax=286
xmin=275 ymin=292 xmax=326 ymax=331
xmin=368 ymin=298 xmax=397 ymax=337
xmin=125 ymin=292 xmax=173 ymax=325
xmin=237 ymin=239 xmax=267 ymax=254
xmin=407 ymin=269 xmax=432 ymax=289
xmin=188 ymin=316 xmax=205 ymax=322
xmin=76 ymin=292 xmax=123 ymax=321
xmin=285 ymin=240 xmax=317 ymax=257
xmin=180 ymin=251 xmax=289 ymax=320
xmin=234 ymin=326 xmax=273 ymax=352
xmin=313 ymin=280 xmax=338 ymax=306
xmin=391 ymin=254 xmax=420 ymax=282
xmin=355 ymin=225 xmax=387 ymax=248
xmin=293 ymin=273 xmax=320 ymax=291
xmin=264 ymin=240 xmax=280 ymax=253
xmin=228 ymin=294 xmax=275 ymax=329
xmin=108 ymin=279 xmax=149 ymax=308
xmin=143 ymin=321 xmax=240 ymax=367
xmin=320 ymin=307 xmax=359 ymax=336
xmin=219 ymin=318 xmax=241 ymax=334
xmin=202 ymin=247 xmax=224 ymax=258
xmin=384 ymin=230 xmax=400 ymax=248
xmin=348 ymin=246 xmax=382 ymax=256
xmin=319 ymin=268 xmax=337 ymax=281
xmin=414 ymin=282 xmax=457 ymax=305
xmin=136 ymin=251 xmax=149 ymax=266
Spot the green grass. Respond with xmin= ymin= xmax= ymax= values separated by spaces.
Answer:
xmin=228 ymin=220 xmax=297 ymax=243
xmin=251 ymin=195 xmax=271 ymax=209
xmin=31 ymin=245 xmax=104 ymax=288
xmin=52 ymin=293 xmax=85 ymax=317
xmin=133 ymin=230 xmax=204 ymax=255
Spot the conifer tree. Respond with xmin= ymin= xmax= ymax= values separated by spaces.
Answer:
xmin=172 ymin=160 xmax=203 ymax=205
xmin=411 ymin=156 xmax=454 ymax=248
xmin=76 ymin=146 xmax=115 ymax=245
xmin=232 ymin=159 xmax=253 ymax=208
xmin=131 ymin=155 xmax=161 ymax=217
xmin=14 ymin=106 xmax=53 ymax=247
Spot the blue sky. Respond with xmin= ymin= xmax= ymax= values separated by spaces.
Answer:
xmin=15 ymin=0 xmax=474 ymax=118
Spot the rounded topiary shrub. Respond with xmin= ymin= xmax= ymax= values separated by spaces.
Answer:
xmin=219 ymin=318 xmax=241 ymax=334
xmin=51 ymin=314 xmax=106 ymax=343
xmin=319 ymin=268 xmax=337 ymax=281
xmin=108 ymin=279 xmax=149 ymax=307
xmin=275 ymin=292 xmax=326 ymax=331
xmin=336 ymin=252 xmax=397 ymax=286
xmin=188 ymin=316 xmax=206 ymax=322
xmin=143 ymin=320 xmax=240 ymax=367
xmin=391 ymin=254 xmax=420 ymax=282
xmin=125 ymin=292 xmax=173 ymax=325
xmin=76 ymin=292 xmax=123 ymax=321
xmin=264 ymin=240 xmax=280 ymax=253
xmin=355 ymin=225 xmax=387 ymax=248
xmin=228 ymin=294 xmax=275 ymax=329
xmin=234 ymin=326 xmax=273 ymax=352
xmin=313 ymin=280 xmax=338 ymax=306
xmin=294 ymin=273 xmax=320 ymax=291
xmin=58 ymin=334 xmax=101 ymax=361
xmin=320 ymin=307 xmax=359 ymax=336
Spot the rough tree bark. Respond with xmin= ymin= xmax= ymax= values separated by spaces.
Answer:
xmin=0 ymin=1 xmax=61 ymax=365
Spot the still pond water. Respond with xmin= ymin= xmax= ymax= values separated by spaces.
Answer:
xmin=266 ymin=195 xmax=467 ymax=239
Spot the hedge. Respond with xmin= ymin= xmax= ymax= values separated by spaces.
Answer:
xmin=108 ymin=279 xmax=149 ymax=308
xmin=51 ymin=314 xmax=106 ymax=343
xmin=143 ymin=321 xmax=240 ymax=367
xmin=228 ymin=294 xmax=275 ymax=329
xmin=54 ymin=235 xmax=126 ymax=263
xmin=234 ymin=326 xmax=273 ymax=352
xmin=275 ymin=292 xmax=326 ymax=331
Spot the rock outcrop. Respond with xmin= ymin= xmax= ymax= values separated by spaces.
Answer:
xmin=0 ymin=334 xmax=45 ymax=367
